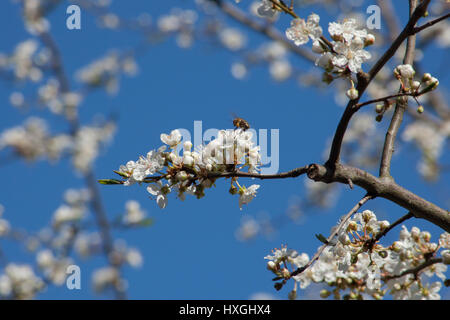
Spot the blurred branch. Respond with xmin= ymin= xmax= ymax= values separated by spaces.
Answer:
xmin=37 ymin=28 xmax=127 ymax=299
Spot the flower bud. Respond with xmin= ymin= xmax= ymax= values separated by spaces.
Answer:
xmin=183 ymin=141 xmax=192 ymax=152
xmin=267 ymin=260 xmax=277 ymax=272
xmin=281 ymin=268 xmax=290 ymax=278
xmin=176 ymin=171 xmax=188 ymax=181
xmin=375 ymin=104 xmax=384 ymax=113
xmin=229 ymin=185 xmax=238 ymax=195
xmin=362 ymin=210 xmax=375 ymax=223
xmin=364 ymin=34 xmax=375 ymax=46
xmin=378 ymin=220 xmax=390 ymax=231
xmin=395 ymin=64 xmax=415 ymax=79
xmin=347 ymin=221 xmax=357 ymax=232
xmin=423 ymin=77 xmax=439 ymax=92
xmin=322 ymin=72 xmax=334 ymax=84
xmin=442 ymin=250 xmax=450 ymax=265
xmin=420 ymin=231 xmax=431 ymax=242
xmin=411 ymin=227 xmax=420 ymax=240
xmin=417 ymin=105 xmax=424 ymax=114
xmin=392 ymin=241 xmax=402 ymax=252
xmin=411 ymin=80 xmax=421 ymax=91
xmin=183 ymin=154 xmax=194 ymax=166
xmin=376 ymin=114 xmax=383 ymax=122
xmin=422 ymin=73 xmax=432 ymax=82
xmin=320 ymin=289 xmax=331 ymax=299
xmin=338 ymin=233 xmax=351 ymax=245
xmin=346 ymin=88 xmax=359 ymax=100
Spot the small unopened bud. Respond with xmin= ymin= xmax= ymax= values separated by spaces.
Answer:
xmin=378 ymin=250 xmax=388 ymax=259
xmin=423 ymin=11 xmax=428 ymax=17
xmin=428 ymin=243 xmax=438 ymax=251
xmin=364 ymin=34 xmax=375 ymax=46
xmin=183 ymin=154 xmax=194 ymax=166
xmin=417 ymin=105 xmax=424 ymax=114
xmin=322 ymin=72 xmax=334 ymax=84
xmin=423 ymin=77 xmax=439 ymax=92
xmin=378 ymin=220 xmax=390 ymax=231
xmin=394 ymin=64 xmax=415 ymax=79
xmin=183 ymin=141 xmax=192 ymax=152
xmin=176 ymin=171 xmax=188 ymax=181
xmin=320 ymin=289 xmax=331 ymax=299
xmin=442 ymin=250 xmax=450 ymax=265
xmin=362 ymin=210 xmax=375 ymax=223
xmin=411 ymin=80 xmax=421 ymax=91
xmin=347 ymin=221 xmax=358 ymax=232
xmin=346 ymin=88 xmax=359 ymax=100
xmin=338 ymin=233 xmax=351 ymax=245
xmin=375 ymin=104 xmax=384 ymax=113
xmin=376 ymin=114 xmax=383 ymax=122
xmin=373 ymin=293 xmax=382 ymax=300
xmin=421 ymin=231 xmax=431 ymax=242
xmin=422 ymin=73 xmax=432 ymax=82
xmin=392 ymin=241 xmax=402 ymax=252
xmin=411 ymin=227 xmax=420 ymax=240
xmin=267 ymin=260 xmax=277 ymax=272
xmin=281 ymin=268 xmax=290 ymax=278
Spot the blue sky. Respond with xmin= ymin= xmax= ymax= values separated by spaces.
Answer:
xmin=0 ymin=0 xmax=449 ymax=299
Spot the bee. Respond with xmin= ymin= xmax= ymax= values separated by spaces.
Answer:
xmin=232 ymin=116 xmax=250 ymax=131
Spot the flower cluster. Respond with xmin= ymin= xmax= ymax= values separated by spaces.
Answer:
xmin=0 ymin=39 xmax=43 ymax=82
xmin=266 ymin=210 xmax=449 ymax=300
xmin=108 ymin=128 xmax=262 ymax=210
xmin=157 ymin=8 xmax=198 ymax=48
xmin=0 ymin=264 xmax=44 ymax=299
xmin=0 ymin=117 xmax=72 ymax=162
xmin=393 ymin=64 xmax=439 ymax=96
xmin=76 ymin=52 xmax=138 ymax=95
xmin=52 ymin=189 xmax=91 ymax=228
xmin=402 ymin=120 xmax=450 ymax=181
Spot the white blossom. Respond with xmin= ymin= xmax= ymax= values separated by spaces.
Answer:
xmin=286 ymin=14 xmax=322 ymax=46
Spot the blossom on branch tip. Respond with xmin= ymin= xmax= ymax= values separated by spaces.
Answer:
xmin=286 ymin=14 xmax=322 ymax=46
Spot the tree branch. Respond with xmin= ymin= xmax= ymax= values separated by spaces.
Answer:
xmin=326 ymin=0 xmax=431 ymax=166
xmin=382 ymin=257 xmax=443 ymax=281
xmin=307 ymin=163 xmax=450 ymax=232
xmin=379 ymin=0 xmax=418 ymax=178
xmin=38 ymin=29 xmax=127 ymax=300
xmin=374 ymin=211 xmax=414 ymax=242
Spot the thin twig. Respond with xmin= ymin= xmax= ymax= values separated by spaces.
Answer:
xmin=289 ymin=194 xmax=374 ymax=279
xmin=379 ymin=0 xmax=418 ymax=178
xmin=382 ymin=257 xmax=443 ymax=281
xmin=374 ymin=212 xmax=414 ymax=242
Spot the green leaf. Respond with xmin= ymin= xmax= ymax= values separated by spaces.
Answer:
xmin=113 ymin=170 xmax=129 ymax=178
xmin=315 ymin=233 xmax=329 ymax=244
xmin=98 ymin=179 xmax=123 ymax=185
